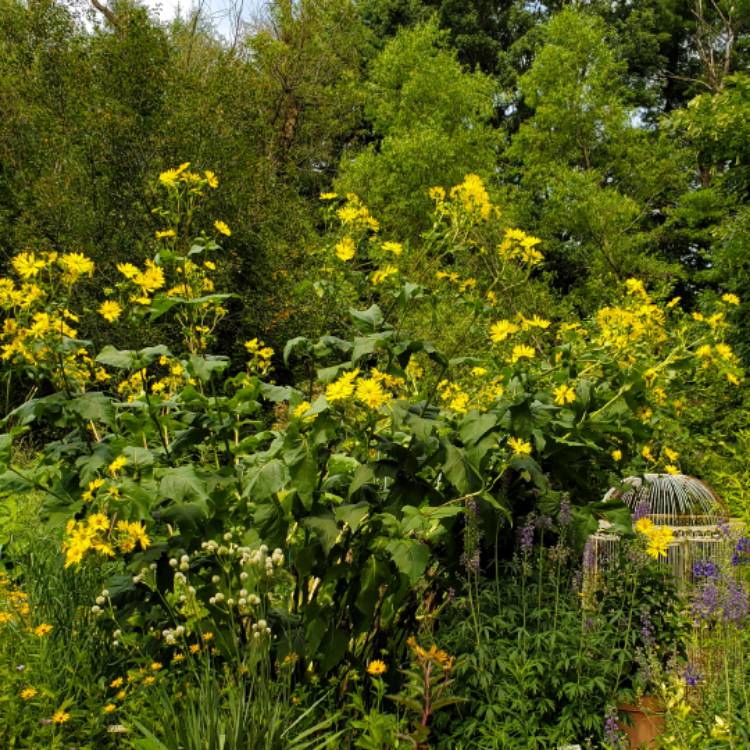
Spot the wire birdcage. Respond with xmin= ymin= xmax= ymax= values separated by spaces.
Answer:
xmin=587 ymin=474 xmax=737 ymax=585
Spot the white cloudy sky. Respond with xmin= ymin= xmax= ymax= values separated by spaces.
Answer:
xmin=145 ymin=0 xmax=266 ymax=36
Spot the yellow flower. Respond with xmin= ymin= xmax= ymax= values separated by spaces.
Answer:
xmin=611 ymin=449 xmax=622 ymax=462
xmin=508 ymin=436 xmax=532 ymax=456
xmin=325 ymin=369 xmax=359 ymax=403
xmin=664 ymin=447 xmax=679 ymax=462
xmin=335 ymin=236 xmax=356 ymax=262
xmin=143 ymin=675 xmax=156 ymax=686
xmin=722 ymin=293 xmax=740 ymax=305
xmin=202 ymin=631 xmax=214 ymax=642
xmin=133 ymin=260 xmax=165 ymax=294
xmin=108 ymin=456 xmax=128 ymax=475
xmin=20 ymin=687 xmax=37 ymax=700
xmin=204 ymin=170 xmax=218 ymax=189
xmin=696 ymin=344 xmax=712 ymax=359
xmin=646 ymin=526 xmax=674 ymax=559
xmin=155 ymin=229 xmax=176 ymax=239
xmin=116 ymin=262 xmax=139 ymax=280
xmin=12 ymin=252 xmax=46 ymax=279
xmin=371 ymin=265 xmax=398 ymax=285
xmin=103 ymin=703 xmax=116 ymax=714
xmin=449 ymin=174 xmax=491 ymax=220
xmin=490 ymin=320 xmax=519 ymax=343
xmin=159 ymin=168 xmax=180 ymax=186
xmin=51 ymin=710 xmax=70 ymax=724
xmin=293 ymin=401 xmax=312 ymax=419
xmin=510 ymin=344 xmax=535 ymax=363
xmin=381 ymin=241 xmax=403 ymax=256
xmin=59 ymin=252 xmax=95 ymax=280
xmin=727 ymin=372 xmax=741 ymax=385
xmin=714 ymin=343 xmax=733 ymax=360
xmin=190 ymin=643 xmax=201 ymax=654
xmin=110 ymin=677 xmax=124 ymax=688
xmin=553 ymin=384 xmax=576 ymax=406
xmin=634 ymin=518 xmax=654 ymax=535
xmin=98 ymin=300 xmax=122 ymax=323
xmin=34 ymin=623 xmax=53 ymax=636
xmin=204 ymin=260 xmax=216 ymax=271
xmin=665 ymin=464 xmax=680 ymax=475
xmin=320 ymin=191 xmax=338 ymax=200
xmin=367 ymin=660 xmax=387 ymax=676
xmin=428 ymin=186 xmax=446 ymax=202
xmin=355 ymin=378 xmax=391 ymax=409
xmin=150 ymin=662 xmax=162 ymax=672
xmin=214 ymin=220 xmax=231 ymax=237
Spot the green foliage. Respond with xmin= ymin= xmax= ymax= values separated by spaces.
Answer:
xmin=336 ymin=21 xmax=498 ymax=233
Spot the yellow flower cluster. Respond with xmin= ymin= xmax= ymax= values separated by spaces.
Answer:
xmin=117 ymin=260 xmax=166 ymax=305
xmin=634 ymin=517 xmax=675 ymax=559
xmin=159 ymin=163 xmax=218 ymax=191
xmin=0 ymin=572 xmax=31 ymax=628
xmin=497 ymin=228 xmax=544 ymax=267
xmin=448 ymin=174 xmax=493 ymax=221
xmin=406 ymin=636 xmax=455 ymax=670
xmin=63 ymin=514 xmax=150 ymax=568
xmin=325 ymin=368 xmax=399 ymax=411
xmin=244 ymin=338 xmax=274 ymax=376
xmin=336 ymin=193 xmax=380 ymax=232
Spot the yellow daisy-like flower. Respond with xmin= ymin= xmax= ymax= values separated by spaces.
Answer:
xmin=110 ymin=677 xmax=124 ymax=688
xmin=510 ymin=344 xmax=535 ymax=363
xmin=325 ymin=369 xmax=360 ymax=403
xmin=12 ymin=251 xmax=46 ymax=279
xmin=634 ymin=517 xmax=654 ymax=535
xmin=116 ymin=262 xmax=140 ymax=280
xmin=367 ymin=660 xmax=387 ymax=676
xmin=646 ymin=526 xmax=674 ymax=559
xmin=150 ymin=662 xmax=162 ymax=672
xmin=108 ymin=456 xmax=128 ymax=475
xmin=553 ymin=383 xmax=576 ymax=406
xmin=143 ymin=676 xmax=156 ymax=686
xmin=155 ymin=229 xmax=176 ymax=239
xmin=722 ymin=293 xmax=740 ymax=305
xmin=214 ymin=220 xmax=231 ymax=237
xmin=611 ymin=449 xmax=623 ymax=462
xmin=204 ymin=170 xmax=218 ymax=189
xmin=103 ymin=703 xmax=116 ymax=714
xmin=371 ymin=265 xmax=398 ymax=285
xmin=293 ymin=401 xmax=312 ymax=419
xmin=489 ymin=319 xmax=519 ymax=344
xmin=34 ymin=623 xmax=53 ymax=637
xmin=202 ymin=632 xmax=214 ymax=642
xmin=507 ymin=436 xmax=532 ymax=456
xmin=381 ymin=241 xmax=403 ymax=257
xmin=355 ymin=378 xmax=391 ymax=409
xmin=665 ymin=464 xmax=680 ymax=475
xmin=51 ymin=710 xmax=70 ymax=724
xmin=319 ymin=192 xmax=338 ymax=200
xmin=335 ymin=236 xmax=356 ymax=262
xmin=20 ymin=687 xmax=37 ymax=700
xmin=98 ymin=300 xmax=122 ymax=323
xmin=59 ymin=252 xmax=95 ymax=280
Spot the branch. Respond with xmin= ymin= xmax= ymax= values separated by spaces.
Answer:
xmin=90 ymin=0 xmax=118 ymax=26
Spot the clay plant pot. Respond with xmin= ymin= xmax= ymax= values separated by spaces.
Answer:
xmin=619 ymin=696 xmax=665 ymax=749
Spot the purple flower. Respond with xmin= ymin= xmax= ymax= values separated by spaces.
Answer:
xmin=684 ymin=663 xmax=702 ymax=687
xmin=559 ymin=497 xmax=572 ymax=527
xmin=724 ymin=579 xmax=749 ymax=624
xmin=692 ymin=560 xmax=720 ymax=580
xmin=536 ymin=515 xmax=553 ymax=531
xmin=604 ymin=707 xmax=624 ymax=747
xmin=519 ymin=517 xmax=535 ymax=555
xmin=692 ymin=581 xmax=721 ymax=622
xmin=718 ymin=518 xmax=731 ymax=538
xmin=583 ymin=538 xmax=596 ymax=572
xmin=732 ymin=537 xmax=750 ymax=567
xmin=633 ymin=499 xmax=651 ymax=521
xmin=639 ymin=610 xmax=654 ymax=645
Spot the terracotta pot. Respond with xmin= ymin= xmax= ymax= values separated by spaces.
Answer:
xmin=619 ymin=696 xmax=665 ymax=749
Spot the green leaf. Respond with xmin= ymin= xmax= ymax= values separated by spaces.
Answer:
xmin=386 ymin=539 xmax=430 ymax=584
xmin=349 ymin=304 xmax=385 ymax=332
xmin=159 ymin=466 xmax=208 ymax=503
xmin=188 ymin=355 xmax=230 ymax=382
xmin=95 ymin=345 xmax=138 ymax=369
xmin=65 ymin=392 xmax=114 ymax=427
xmin=442 ymin=442 xmax=483 ymax=494
xmin=333 ymin=502 xmax=369 ymax=531
xmin=303 ymin=515 xmax=339 ymax=555
xmin=244 ymin=459 xmax=290 ymax=501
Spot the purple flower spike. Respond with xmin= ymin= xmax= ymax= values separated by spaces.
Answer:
xmin=633 ymin=498 xmax=651 ymax=521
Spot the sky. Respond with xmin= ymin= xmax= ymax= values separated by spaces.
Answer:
xmin=143 ymin=0 xmax=265 ymax=37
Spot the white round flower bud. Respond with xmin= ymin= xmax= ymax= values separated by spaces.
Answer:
xmin=211 ymin=575 xmax=220 ymax=584
xmin=95 ymin=595 xmax=106 ymax=606
xmin=169 ymin=558 xmax=178 ymax=567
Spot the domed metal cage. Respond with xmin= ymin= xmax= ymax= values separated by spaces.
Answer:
xmin=586 ymin=473 xmax=737 ymax=585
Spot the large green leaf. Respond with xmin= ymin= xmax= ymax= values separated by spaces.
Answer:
xmin=386 ymin=539 xmax=430 ymax=584
xmin=442 ymin=442 xmax=483 ymax=494
xmin=159 ymin=466 xmax=208 ymax=502
xmin=244 ymin=459 xmax=290 ymax=501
